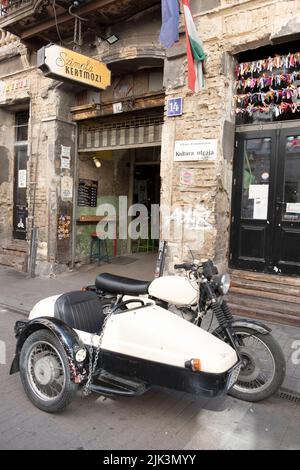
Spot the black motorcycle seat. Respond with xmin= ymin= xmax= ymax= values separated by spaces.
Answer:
xmin=54 ymin=291 xmax=105 ymax=334
xmin=95 ymin=273 xmax=150 ymax=296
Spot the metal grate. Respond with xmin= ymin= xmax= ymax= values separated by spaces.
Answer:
xmin=85 ymin=113 xmax=164 ymax=133
xmin=277 ymin=389 xmax=300 ymax=403
xmin=79 ymin=112 xmax=164 ymax=150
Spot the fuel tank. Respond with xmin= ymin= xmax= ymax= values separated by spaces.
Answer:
xmin=148 ymin=276 xmax=198 ymax=306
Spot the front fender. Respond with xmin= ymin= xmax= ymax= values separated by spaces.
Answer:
xmin=231 ymin=319 xmax=271 ymax=335
xmin=10 ymin=317 xmax=86 ymax=383
xmin=214 ymin=318 xmax=271 ymax=337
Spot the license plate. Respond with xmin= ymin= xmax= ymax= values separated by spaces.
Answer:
xmin=227 ymin=364 xmax=241 ymax=390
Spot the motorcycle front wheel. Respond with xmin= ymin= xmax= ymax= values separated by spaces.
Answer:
xmin=228 ymin=326 xmax=286 ymax=402
xmin=19 ymin=330 xmax=78 ymax=413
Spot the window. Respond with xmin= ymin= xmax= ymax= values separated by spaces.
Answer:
xmin=15 ymin=110 xmax=29 ymax=142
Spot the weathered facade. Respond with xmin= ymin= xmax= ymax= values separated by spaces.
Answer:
xmin=1 ymin=0 xmax=300 ymax=324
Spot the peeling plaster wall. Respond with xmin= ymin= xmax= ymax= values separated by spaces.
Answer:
xmin=2 ymin=0 xmax=300 ymax=274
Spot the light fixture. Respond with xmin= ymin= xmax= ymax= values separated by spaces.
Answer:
xmin=105 ymin=34 xmax=120 ymax=45
xmin=93 ymin=157 xmax=101 ymax=168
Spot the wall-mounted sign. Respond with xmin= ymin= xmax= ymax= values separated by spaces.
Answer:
xmin=18 ymin=170 xmax=27 ymax=188
xmin=167 ymin=97 xmax=183 ymax=117
xmin=0 ymin=79 xmax=29 ymax=101
xmin=37 ymin=45 xmax=111 ymax=91
xmin=78 ymin=179 xmax=98 ymax=207
xmin=113 ymin=102 xmax=123 ymax=114
xmin=15 ymin=207 xmax=28 ymax=235
xmin=174 ymin=139 xmax=217 ymax=162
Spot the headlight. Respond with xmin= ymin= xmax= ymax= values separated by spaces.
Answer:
xmin=75 ymin=348 xmax=87 ymax=363
xmin=214 ymin=273 xmax=231 ymax=295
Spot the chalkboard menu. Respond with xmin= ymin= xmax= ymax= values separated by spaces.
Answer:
xmin=78 ymin=179 xmax=98 ymax=207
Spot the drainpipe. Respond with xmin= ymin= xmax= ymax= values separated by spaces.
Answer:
xmin=127 ymin=149 xmax=135 ymax=254
xmin=71 ymin=123 xmax=79 ymax=269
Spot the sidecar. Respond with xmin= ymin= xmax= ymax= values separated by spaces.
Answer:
xmin=10 ymin=291 xmax=241 ymax=413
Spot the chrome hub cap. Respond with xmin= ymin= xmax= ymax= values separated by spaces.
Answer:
xmin=27 ymin=341 xmax=66 ymax=401
xmin=233 ymin=332 xmax=275 ymax=394
xmin=34 ymin=356 xmax=60 ymax=386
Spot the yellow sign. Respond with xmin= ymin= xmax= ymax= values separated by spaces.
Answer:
xmin=38 ymin=44 xmax=111 ymax=90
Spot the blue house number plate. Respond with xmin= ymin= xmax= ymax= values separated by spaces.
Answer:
xmin=167 ymin=97 xmax=183 ymax=117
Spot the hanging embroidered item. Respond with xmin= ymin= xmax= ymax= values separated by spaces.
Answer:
xmin=234 ymin=49 xmax=300 ymax=119
xmin=182 ymin=0 xmax=206 ymax=92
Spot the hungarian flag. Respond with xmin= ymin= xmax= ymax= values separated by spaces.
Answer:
xmin=182 ymin=0 xmax=206 ymax=92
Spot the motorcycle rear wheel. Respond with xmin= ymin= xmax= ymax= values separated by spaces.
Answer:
xmin=228 ymin=326 xmax=286 ymax=402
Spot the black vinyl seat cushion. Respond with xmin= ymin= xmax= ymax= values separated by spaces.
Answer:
xmin=54 ymin=291 xmax=105 ymax=334
xmin=95 ymin=273 xmax=150 ymax=295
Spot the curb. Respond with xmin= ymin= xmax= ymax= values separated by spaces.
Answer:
xmin=0 ymin=302 xmax=28 ymax=317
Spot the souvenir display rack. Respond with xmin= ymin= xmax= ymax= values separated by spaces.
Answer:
xmin=234 ymin=52 xmax=300 ymax=121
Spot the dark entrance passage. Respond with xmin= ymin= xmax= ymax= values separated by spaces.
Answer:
xmin=230 ymin=124 xmax=300 ymax=276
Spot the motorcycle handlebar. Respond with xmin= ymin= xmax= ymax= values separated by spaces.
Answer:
xmin=174 ymin=263 xmax=194 ymax=271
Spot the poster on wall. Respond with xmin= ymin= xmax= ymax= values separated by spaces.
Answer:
xmin=18 ymin=170 xmax=27 ymax=188
xmin=174 ymin=140 xmax=217 ymax=162
xmin=78 ymin=179 xmax=98 ymax=207
xmin=57 ymin=214 xmax=71 ymax=240
xmin=61 ymin=176 xmax=73 ymax=201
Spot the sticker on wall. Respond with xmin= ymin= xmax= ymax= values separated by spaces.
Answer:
xmin=57 ymin=214 xmax=71 ymax=240
xmin=180 ymin=169 xmax=194 ymax=186
xmin=61 ymin=176 xmax=73 ymax=201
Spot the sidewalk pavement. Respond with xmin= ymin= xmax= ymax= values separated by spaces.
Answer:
xmin=0 ymin=253 xmax=299 ymax=395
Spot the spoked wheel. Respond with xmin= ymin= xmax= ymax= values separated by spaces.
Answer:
xmin=228 ymin=327 xmax=286 ymax=402
xmin=20 ymin=330 xmax=78 ymax=413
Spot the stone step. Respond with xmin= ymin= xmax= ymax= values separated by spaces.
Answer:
xmin=229 ymin=285 xmax=300 ymax=304
xmin=228 ymin=269 xmax=300 ymax=326
xmin=228 ymin=302 xmax=300 ymax=327
xmin=230 ymin=277 xmax=300 ymax=298
xmin=229 ymin=269 xmax=300 ymax=287
xmin=0 ymin=252 xmax=27 ymax=272
xmin=1 ymin=240 xmax=28 ymax=254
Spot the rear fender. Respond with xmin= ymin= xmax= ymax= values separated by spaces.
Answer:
xmin=10 ymin=317 xmax=86 ymax=383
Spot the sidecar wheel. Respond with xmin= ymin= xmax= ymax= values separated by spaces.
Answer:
xmin=228 ymin=327 xmax=286 ymax=402
xmin=19 ymin=329 xmax=78 ymax=413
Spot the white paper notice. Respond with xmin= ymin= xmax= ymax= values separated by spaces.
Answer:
xmin=249 ymin=184 xmax=269 ymax=200
xmin=253 ymin=198 xmax=268 ymax=219
xmin=286 ymin=203 xmax=300 ymax=214
xmin=249 ymin=185 xmax=269 ymax=220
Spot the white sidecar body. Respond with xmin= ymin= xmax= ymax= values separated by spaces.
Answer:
xmin=29 ymin=293 xmax=238 ymax=375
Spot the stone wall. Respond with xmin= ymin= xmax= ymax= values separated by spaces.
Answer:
xmin=160 ymin=0 xmax=300 ymax=272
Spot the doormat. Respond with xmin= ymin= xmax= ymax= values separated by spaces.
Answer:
xmin=110 ymin=256 xmax=138 ymax=265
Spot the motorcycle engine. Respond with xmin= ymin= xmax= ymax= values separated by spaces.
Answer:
xmin=168 ymin=305 xmax=196 ymax=323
